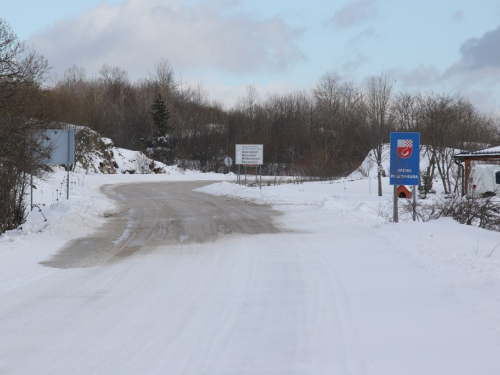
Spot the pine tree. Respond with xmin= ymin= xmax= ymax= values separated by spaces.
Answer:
xmin=150 ymin=93 xmax=171 ymax=136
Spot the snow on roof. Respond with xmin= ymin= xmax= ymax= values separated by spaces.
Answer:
xmin=455 ymin=145 xmax=500 ymax=158
xmin=480 ymin=146 xmax=500 ymax=153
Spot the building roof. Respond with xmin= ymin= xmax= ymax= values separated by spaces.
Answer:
xmin=454 ymin=146 xmax=500 ymax=160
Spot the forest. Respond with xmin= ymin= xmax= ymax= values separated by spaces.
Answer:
xmin=1 ymin=17 xmax=499 ymax=233
xmin=44 ymin=63 xmax=499 ymax=177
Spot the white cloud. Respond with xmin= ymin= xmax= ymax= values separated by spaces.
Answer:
xmin=206 ymin=80 xmax=301 ymax=109
xmin=327 ymin=0 xmax=378 ymax=30
xmin=395 ymin=65 xmax=442 ymax=87
xmin=341 ymin=53 xmax=370 ymax=75
xmin=435 ymin=25 xmax=500 ymax=113
xmin=347 ymin=26 xmax=376 ymax=47
xmin=29 ymin=0 xmax=305 ymax=79
xmin=451 ymin=10 xmax=464 ymax=23
xmin=446 ymin=25 xmax=500 ymax=75
xmin=390 ymin=64 xmax=500 ymax=115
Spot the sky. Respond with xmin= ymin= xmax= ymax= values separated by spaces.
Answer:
xmin=2 ymin=0 xmax=500 ymax=113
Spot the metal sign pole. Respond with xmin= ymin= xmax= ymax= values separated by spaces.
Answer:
xmin=31 ymin=173 xmax=34 ymax=211
xmin=393 ymin=182 xmax=398 ymax=223
xmin=66 ymin=164 xmax=70 ymax=200
xmin=260 ymin=165 xmax=262 ymax=189
xmin=412 ymin=185 xmax=417 ymax=221
xmin=43 ymin=129 xmax=75 ymax=200
xmin=67 ymin=130 xmax=71 ymax=200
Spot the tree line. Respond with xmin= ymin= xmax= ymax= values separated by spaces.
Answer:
xmin=1 ymin=17 xmax=499 ymax=233
xmin=44 ymin=66 xmax=499 ymax=193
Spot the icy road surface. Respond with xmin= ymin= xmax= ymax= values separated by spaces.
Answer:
xmin=1 ymin=181 xmax=500 ymax=374
xmin=41 ymin=181 xmax=280 ymax=268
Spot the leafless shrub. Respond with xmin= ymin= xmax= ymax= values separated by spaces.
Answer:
xmin=399 ymin=194 xmax=500 ymax=231
xmin=376 ymin=201 xmax=394 ymax=222
xmin=266 ymin=176 xmax=288 ymax=186
xmin=398 ymin=198 xmax=441 ymax=222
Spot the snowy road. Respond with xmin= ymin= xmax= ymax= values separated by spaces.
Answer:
xmin=1 ymin=180 xmax=500 ymax=374
xmin=41 ymin=181 xmax=280 ymax=268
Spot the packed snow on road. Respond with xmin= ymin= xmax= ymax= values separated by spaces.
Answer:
xmin=1 ymin=162 xmax=500 ymax=374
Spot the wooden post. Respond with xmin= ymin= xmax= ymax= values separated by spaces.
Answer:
xmin=464 ymin=159 xmax=471 ymax=195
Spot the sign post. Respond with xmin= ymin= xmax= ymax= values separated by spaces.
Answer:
xmin=224 ymin=156 xmax=233 ymax=174
xmin=235 ymin=144 xmax=264 ymax=189
xmin=42 ymin=129 xmax=75 ymax=200
xmin=390 ymin=132 xmax=420 ymax=223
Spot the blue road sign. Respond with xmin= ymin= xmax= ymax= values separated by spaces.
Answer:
xmin=390 ymin=132 xmax=420 ymax=185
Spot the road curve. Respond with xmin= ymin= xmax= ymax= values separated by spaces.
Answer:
xmin=41 ymin=181 xmax=281 ymax=269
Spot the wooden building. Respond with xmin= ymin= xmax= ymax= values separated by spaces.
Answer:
xmin=454 ymin=146 xmax=500 ymax=196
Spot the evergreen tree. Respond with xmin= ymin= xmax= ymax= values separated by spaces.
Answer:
xmin=143 ymin=93 xmax=176 ymax=165
xmin=150 ymin=93 xmax=171 ymax=136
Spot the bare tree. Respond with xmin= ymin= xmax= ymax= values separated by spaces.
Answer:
xmin=0 ymin=18 xmax=50 ymax=233
xmin=313 ymin=72 xmax=365 ymax=177
xmin=0 ymin=19 xmax=48 ymax=107
xmin=392 ymin=90 xmax=424 ymax=133
xmin=150 ymin=58 xmax=176 ymax=98
xmin=61 ymin=65 xmax=87 ymax=92
xmin=363 ymin=73 xmax=394 ymax=196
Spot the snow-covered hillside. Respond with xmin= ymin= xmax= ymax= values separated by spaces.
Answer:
xmin=348 ymin=143 xmax=460 ymax=180
xmin=70 ymin=126 xmax=168 ymax=174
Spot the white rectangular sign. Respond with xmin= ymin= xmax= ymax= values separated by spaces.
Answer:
xmin=235 ymin=144 xmax=264 ymax=165
xmin=43 ymin=129 xmax=75 ymax=165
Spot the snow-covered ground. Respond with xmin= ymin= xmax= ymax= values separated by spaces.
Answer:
xmin=1 ymin=160 xmax=500 ymax=373
xmin=0 ymin=166 xmax=229 ymax=295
